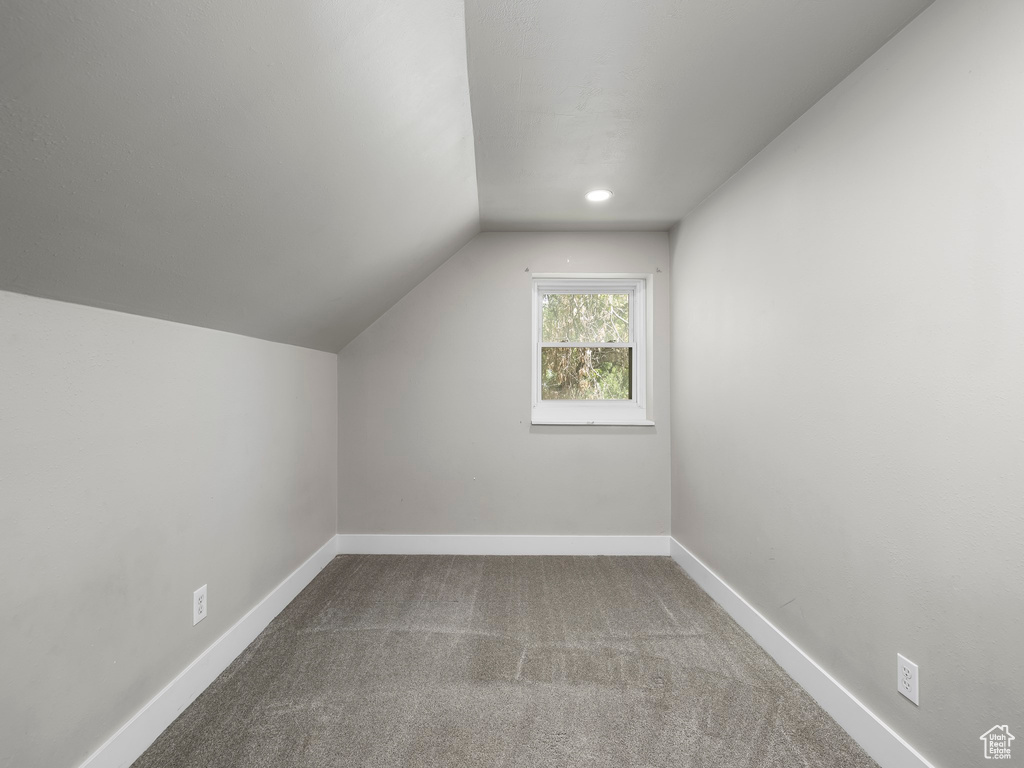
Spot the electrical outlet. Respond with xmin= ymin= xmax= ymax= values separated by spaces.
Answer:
xmin=193 ymin=584 xmax=208 ymax=626
xmin=897 ymin=653 xmax=919 ymax=705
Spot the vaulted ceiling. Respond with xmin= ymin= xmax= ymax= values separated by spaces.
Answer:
xmin=0 ymin=0 xmax=932 ymax=351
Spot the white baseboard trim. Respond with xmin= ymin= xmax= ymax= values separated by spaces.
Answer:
xmin=79 ymin=534 xmax=926 ymax=768
xmin=77 ymin=535 xmax=338 ymax=768
xmin=669 ymin=537 xmax=934 ymax=768
xmin=335 ymin=533 xmax=670 ymax=556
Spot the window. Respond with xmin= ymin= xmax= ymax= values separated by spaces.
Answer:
xmin=531 ymin=274 xmax=652 ymax=425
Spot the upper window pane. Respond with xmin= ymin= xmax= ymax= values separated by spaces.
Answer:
xmin=541 ymin=293 xmax=629 ymax=343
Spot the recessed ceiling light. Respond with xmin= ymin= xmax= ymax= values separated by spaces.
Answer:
xmin=585 ymin=189 xmax=613 ymax=202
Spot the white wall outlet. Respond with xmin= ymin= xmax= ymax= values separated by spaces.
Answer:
xmin=193 ymin=584 xmax=208 ymax=626
xmin=897 ymin=653 xmax=919 ymax=705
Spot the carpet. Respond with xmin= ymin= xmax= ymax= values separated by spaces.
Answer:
xmin=132 ymin=555 xmax=878 ymax=767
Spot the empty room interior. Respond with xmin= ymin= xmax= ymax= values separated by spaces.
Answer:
xmin=2 ymin=0 xmax=1023 ymax=767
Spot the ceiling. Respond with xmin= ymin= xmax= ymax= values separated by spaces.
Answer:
xmin=466 ymin=0 xmax=933 ymax=229
xmin=0 ymin=0 xmax=479 ymax=352
xmin=0 ymin=0 xmax=932 ymax=351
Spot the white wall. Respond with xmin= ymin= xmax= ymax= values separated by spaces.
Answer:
xmin=338 ymin=231 xmax=671 ymax=536
xmin=0 ymin=291 xmax=338 ymax=768
xmin=669 ymin=2 xmax=1024 ymax=766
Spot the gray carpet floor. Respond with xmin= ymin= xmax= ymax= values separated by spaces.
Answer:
xmin=132 ymin=555 xmax=878 ymax=767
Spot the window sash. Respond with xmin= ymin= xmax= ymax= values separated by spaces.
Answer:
xmin=539 ymin=288 xmax=634 ymax=345
xmin=539 ymin=345 xmax=633 ymax=401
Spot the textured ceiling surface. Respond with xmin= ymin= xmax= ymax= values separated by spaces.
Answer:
xmin=466 ymin=0 xmax=933 ymax=230
xmin=0 ymin=0 xmax=479 ymax=351
xmin=0 ymin=0 xmax=933 ymax=349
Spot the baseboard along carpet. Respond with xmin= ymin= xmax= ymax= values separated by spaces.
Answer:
xmin=131 ymin=555 xmax=877 ymax=767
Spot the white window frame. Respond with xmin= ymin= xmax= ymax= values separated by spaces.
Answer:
xmin=531 ymin=273 xmax=653 ymax=426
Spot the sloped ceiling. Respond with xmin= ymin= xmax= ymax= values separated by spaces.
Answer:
xmin=0 ymin=0 xmax=479 ymax=352
xmin=0 ymin=0 xmax=932 ymax=350
xmin=466 ymin=0 xmax=933 ymax=230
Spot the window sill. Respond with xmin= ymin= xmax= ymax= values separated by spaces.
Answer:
xmin=531 ymin=418 xmax=655 ymax=426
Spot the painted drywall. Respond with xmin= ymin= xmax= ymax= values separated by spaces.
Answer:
xmin=467 ymin=0 xmax=931 ymax=230
xmin=669 ymin=1 xmax=1024 ymax=766
xmin=0 ymin=0 xmax=478 ymax=352
xmin=0 ymin=291 xmax=338 ymax=768
xmin=338 ymin=231 xmax=670 ymax=536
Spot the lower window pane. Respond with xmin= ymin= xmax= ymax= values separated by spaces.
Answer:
xmin=541 ymin=347 xmax=632 ymax=400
